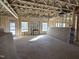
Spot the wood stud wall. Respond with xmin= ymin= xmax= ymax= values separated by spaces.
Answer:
xmin=0 ymin=16 xmax=49 ymax=36
xmin=49 ymin=13 xmax=73 ymax=28
xmin=49 ymin=12 xmax=79 ymax=41
xmin=0 ymin=12 xmax=79 ymax=41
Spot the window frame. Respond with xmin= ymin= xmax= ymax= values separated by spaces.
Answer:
xmin=56 ymin=23 xmax=65 ymax=27
xmin=21 ymin=21 xmax=28 ymax=32
xmin=42 ymin=22 xmax=48 ymax=31
xmin=9 ymin=20 xmax=16 ymax=35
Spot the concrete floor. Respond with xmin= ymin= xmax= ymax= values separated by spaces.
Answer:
xmin=14 ymin=35 xmax=79 ymax=59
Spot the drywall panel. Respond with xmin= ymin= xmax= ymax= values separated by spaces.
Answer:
xmin=47 ymin=27 xmax=70 ymax=43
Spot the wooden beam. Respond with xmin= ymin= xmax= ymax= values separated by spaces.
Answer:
xmin=58 ymin=0 xmax=77 ymax=6
xmin=75 ymin=0 xmax=79 ymax=6
xmin=0 ymin=0 xmax=18 ymax=19
xmin=17 ymin=0 xmax=72 ymax=11
xmin=67 ymin=0 xmax=71 ymax=3
xmin=11 ymin=4 xmax=55 ymax=12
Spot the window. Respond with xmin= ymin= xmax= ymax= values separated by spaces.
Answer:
xmin=9 ymin=22 xmax=16 ymax=35
xmin=56 ymin=23 xmax=65 ymax=27
xmin=21 ymin=22 xmax=28 ymax=32
xmin=42 ymin=23 xmax=48 ymax=31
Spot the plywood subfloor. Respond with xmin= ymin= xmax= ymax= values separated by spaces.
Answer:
xmin=14 ymin=35 xmax=79 ymax=59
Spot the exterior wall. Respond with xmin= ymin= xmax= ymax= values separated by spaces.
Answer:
xmin=49 ymin=13 xmax=73 ymax=28
xmin=0 ymin=14 xmax=73 ymax=36
xmin=0 ymin=15 xmax=49 ymax=36
xmin=0 ymin=12 xmax=76 ymax=37
xmin=23 ymin=17 xmax=49 ymax=35
xmin=31 ymin=17 xmax=49 ymax=34
xmin=0 ymin=15 xmax=21 ymax=36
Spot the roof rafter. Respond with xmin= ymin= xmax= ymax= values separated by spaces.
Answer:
xmin=16 ymin=0 xmax=72 ymax=11
xmin=11 ymin=4 xmax=55 ymax=12
xmin=0 ymin=0 xmax=18 ymax=19
xmin=75 ymin=0 xmax=79 ymax=6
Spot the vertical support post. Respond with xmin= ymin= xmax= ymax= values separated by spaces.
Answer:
xmin=65 ymin=13 xmax=67 ymax=27
xmin=72 ymin=8 xmax=75 ymax=28
xmin=71 ymin=8 xmax=76 ymax=41
xmin=0 ymin=15 xmax=2 ymax=27
xmin=18 ymin=17 xmax=21 ymax=36
xmin=76 ymin=13 xmax=79 ymax=41
xmin=0 ymin=16 xmax=1 ymax=26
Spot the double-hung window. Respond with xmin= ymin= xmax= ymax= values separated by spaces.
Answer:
xmin=42 ymin=23 xmax=48 ymax=31
xmin=9 ymin=21 xmax=16 ymax=35
xmin=21 ymin=22 xmax=28 ymax=32
xmin=56 ymin=23 xmax=65 ymax=27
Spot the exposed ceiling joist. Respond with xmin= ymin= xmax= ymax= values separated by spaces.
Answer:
xmin=1 ymin=0 xmax=79 ymax=17
xmin=43 ymin=0 xmax=47 ymax=5
xmin=11 ymin=4 xmax=55 ymax=12
xmin=0 ymin=6 xmax=4 ymax=12
xmin=58 ymin=0 xmax=77 ymax=6
xmin=75 ymin=0 xmax=79 ymax=6
xmin=67 ymin=0 xmax=71 ymax=3
xmin=0 ymin=0 xmax=18 ymax=19
xmin=17 ymin=0 xmax=72 ymax=11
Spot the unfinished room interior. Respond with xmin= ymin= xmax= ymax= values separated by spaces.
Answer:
xmin=1 ymin=0 xmax=79 ymax=59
